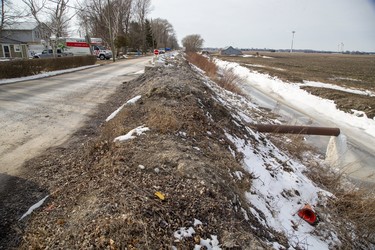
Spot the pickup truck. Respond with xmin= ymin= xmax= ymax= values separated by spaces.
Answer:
xmin=33 ymin=49 xmax=73 ymax=59
xmin=92 ymin=45 xmax=112 ymax=60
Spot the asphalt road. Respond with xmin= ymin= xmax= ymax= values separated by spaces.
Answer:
xmin=0 ymin=57 xmax=152 ymax=191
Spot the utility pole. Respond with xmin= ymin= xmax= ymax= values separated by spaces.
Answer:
xmin=290 ymin=31 xmax=295 ymax=53
xmin=107 ymin=0 xmax=115 ymax=62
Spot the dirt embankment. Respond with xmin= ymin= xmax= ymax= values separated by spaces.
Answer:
xmin=2 ymin=54 xmax=373 ymax=249
xmin=1 ymin=56 xmax=278 ymax=249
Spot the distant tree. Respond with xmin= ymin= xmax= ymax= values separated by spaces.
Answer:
xmin=128 ymin=21 xmax=142 ymax=50
xmin=134 ymin=0 xmax=151 ymax=54
xmin=144 ymin=19 xmax=154 ymax=51
xmin=151 ymin=18 xmax=178 ymax=49
xmin=77 ymin=0 xmax=133 ymax=49
xmin=22 ymin=0 xmax=73 ymax=38
xmin=115 ymin=35 xmax=129 ymax=50
xmin=181 ymin=34 xmax=204 ymax=52
xmin=1 ymin=0 xmax=26 ymax=33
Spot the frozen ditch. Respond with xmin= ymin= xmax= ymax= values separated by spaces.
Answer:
xmin=214 ymin=59 xmax=375 ymax=183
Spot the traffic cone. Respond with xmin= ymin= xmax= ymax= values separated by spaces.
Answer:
xmin=298 ymin=204 xmax=318 ymax=226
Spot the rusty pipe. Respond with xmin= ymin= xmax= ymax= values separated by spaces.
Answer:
xmin=252 ymin=124 xmax=340 ymax=136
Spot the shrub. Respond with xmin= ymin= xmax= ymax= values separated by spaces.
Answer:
xmin=0 ymin=56 xmax=97 ymax=79
xmin=186 ymin=52 xmax=245 ymax=96
xmin=217 ymin=68 xmax=244 ymax=96
xmin=185 ymin=52 xmax=217 ymax=78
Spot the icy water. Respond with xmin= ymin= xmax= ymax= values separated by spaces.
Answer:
xmin=241 ymin=83 xmax=375 ymax=184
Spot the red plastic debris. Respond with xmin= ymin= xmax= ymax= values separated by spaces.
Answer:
xmin=298 ymin=204 xmax=318 ymax=225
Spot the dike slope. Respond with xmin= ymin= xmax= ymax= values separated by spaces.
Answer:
xmin=2 ymin=54 xmax=369 ymax=249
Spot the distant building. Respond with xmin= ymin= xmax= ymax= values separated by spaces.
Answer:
xmin=1 ymin=22 xmax=50 ymax=44
xmin=0 ymin=22 xmax=51 ymax=59
xmin=0 ymin=37 xmax=28 ymax=59
xmin=220 ymin=46 xmax=243 ymax=56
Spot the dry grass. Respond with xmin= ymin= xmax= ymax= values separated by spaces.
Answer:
xmin=217 ymin=68 xmax=245 ymax=96
xmin=270 ymin=134 xmax=313 ymax=161
xmin=333 ymin=189 xmax=375 ymax=243
xmin=147 ymin=106 xmax=180 ymax=133
xmin=186 ymin=52 xmax=245 ymax=96
xmin=185 ymin=52 xmax=217 ymax=78
xmin=269 ymin=131 xmax=375 ymax=246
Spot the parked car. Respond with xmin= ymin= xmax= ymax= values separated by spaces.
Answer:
xmin=33 ymin=49 xmax=73 ymax=58
xmin=92 ymin=45 xmax=112 ymax=60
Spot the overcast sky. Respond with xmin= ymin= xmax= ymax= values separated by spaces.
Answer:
xmin=149 ymin=0 xmax=375 ymax=52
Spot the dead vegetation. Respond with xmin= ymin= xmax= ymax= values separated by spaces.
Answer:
xmin=187 ymin=52 xmax=375 ymax=248
xmin=186 ymin=52 xmax=245 ymax=96
xmin=185 ymin=52 xmax=217 ymax=78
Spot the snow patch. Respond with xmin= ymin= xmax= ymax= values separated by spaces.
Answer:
xmin=173 ymin=227 xmax=195 ymax=240
xmin=106 ymin=95 xmax=141 ymax=122
xmin=225 ymin=131 xmax=338 ymax=249
xmin=0 ymin=65 xmax=100 ymax=85
xmin=301 ymin=81 xmax=375 ymax=97
xmin=113 ymin=125 xmax=149 ymax=142
xmin=197 ymin=235 xmax=221 ymax=250
xmin=19 ymin=195 xmax=49 ymax=220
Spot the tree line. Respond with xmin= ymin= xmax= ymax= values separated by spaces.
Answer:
xmin=1 ymin=0 xmax=179 ymax=55
xmin=76 ymin=0 xmax=178 ymax=55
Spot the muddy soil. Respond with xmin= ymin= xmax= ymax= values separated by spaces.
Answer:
xmin=1 ymin=56 xmax=277 ymax=249
xmin=301 ymin=86 xmax=375 ymax=119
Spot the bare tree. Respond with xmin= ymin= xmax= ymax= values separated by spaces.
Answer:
xmin=0 ymin=0 xmax=26 ymax=32
xmin=22 ymin=0 xmax=74 ymax=38
xmin=47 ymin=0 xmax=72 ymax=37
xmin=151 ymin=18 xmax=178 ymax=49
xmin=133 ymin=0 xmax=151 ymax=53
xmin=1 ymin=0 xmax=6 ymax=31
xmin=182 ymin=34 xmax=204 ymax=52
xmin=78 ymin=0 xmax=133 ymax=50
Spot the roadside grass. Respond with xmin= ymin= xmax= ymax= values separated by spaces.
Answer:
xmin=216 ymin=68 xmax=244 ymax=96
xmin=216 ymin=52 xmax=375 ymax=91
xmin=147 ymin=105 xmax=181 ymax=133
xmin=186 ymin=52 xmax=245 ymax=96
xmin=185 ymin=52 xmax=217 ymax=78
xmin=333 ymin=188 xmax=375 ymax=242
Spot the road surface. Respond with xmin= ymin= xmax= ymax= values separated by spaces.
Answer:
xmin=0 ymin=57 xmax=152 ymax=190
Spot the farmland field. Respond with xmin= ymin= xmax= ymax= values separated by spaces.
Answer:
xmin=217 ymin=52 xmax=375 ymax=118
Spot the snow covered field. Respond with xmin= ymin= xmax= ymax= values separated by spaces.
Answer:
xmin=214 ymin=59 xmax=375 ymax=182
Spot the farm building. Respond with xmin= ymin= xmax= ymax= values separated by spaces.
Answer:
xmin=220 ymin=46 xmax=243 ymax=56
